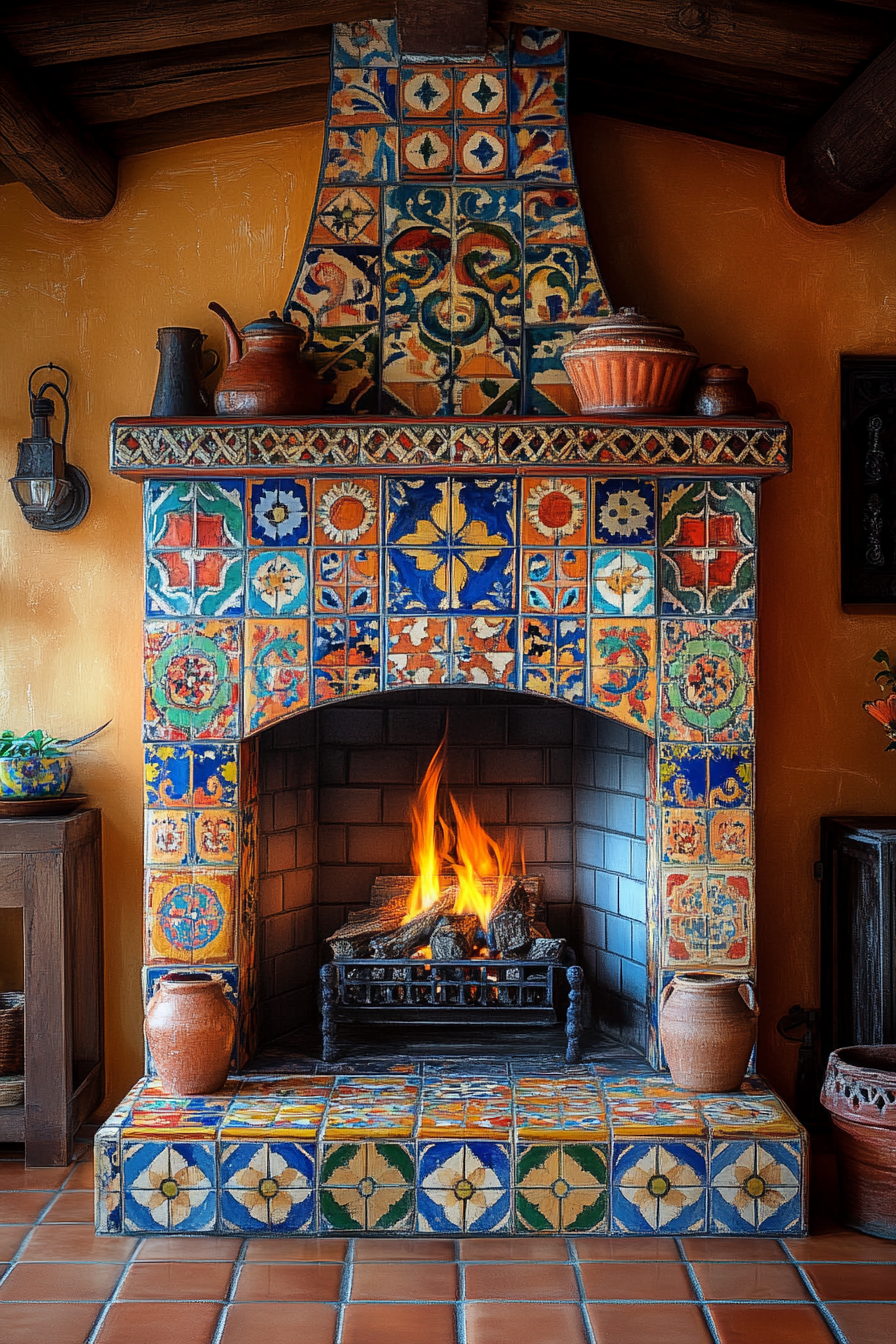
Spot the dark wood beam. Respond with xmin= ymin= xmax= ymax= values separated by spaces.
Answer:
xmin=99 ymin=81 xmax=328 ymax=159
xmin=785 ymin=38 xmax=896 ymax=223
xmin=0 ymin=35 xmax=116 ymax=218
xmin=0 ymin=1 xmax=389 ymax=65
xmin=59 ymin=28 xmax=331 ymax=123
xmin=497 ymin=1 xmax=896 ymax=84
xmin=397 ymin=0 xmax=488 ymax=55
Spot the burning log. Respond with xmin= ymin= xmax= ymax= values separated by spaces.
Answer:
xmin=486 ymin=879 xmax=533 ymax=955
xmin=527 ymin=938 xmax=566 ymax=962
xmin=369 ymin=891 xmax=454 ymax=958
xmin=326 ymin=893 xmax=408 ymax=960
xmin=431 ymin=914 xmax=479 ymax=960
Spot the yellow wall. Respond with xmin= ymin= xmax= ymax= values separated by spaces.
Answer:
xmin=0 ymin=114 xmax=893 ymax=1109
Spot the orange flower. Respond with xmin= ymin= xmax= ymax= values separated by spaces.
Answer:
xmin=864 ymin=693 xmax=896 ymax=747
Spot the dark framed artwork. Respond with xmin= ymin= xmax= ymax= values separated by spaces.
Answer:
xmin=841 ymin=355 xmax=896 ymax=606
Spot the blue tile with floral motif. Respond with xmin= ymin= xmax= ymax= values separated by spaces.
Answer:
xmin=593 ymin=479 xmax=656 ymax=545
xmin=710 ymin=1139 xmax=803 ymax=1235
xmin=220 ymin=1140 xmax=315 ymax=1233
xmin=248 ymin=480 xmax=310 ymax=547
xmin=418 ymin=1140 xmax=511 ymax=1233
xmin=611 ymin=1140 xmax=707 ymax=1235
xmin=122 ymin=1140 xmax=216 ymax=1233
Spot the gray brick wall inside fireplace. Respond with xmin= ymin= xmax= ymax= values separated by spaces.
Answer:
xmin=256 ymin=690 xmax=649 ymax=1053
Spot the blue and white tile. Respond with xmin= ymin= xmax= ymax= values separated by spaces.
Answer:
xmin=122 ymin=1140 xmax=216 ymax=1233
xmin=417 ymin=1140 xmax=511 ymax=1233
xmin=710 ymin=1139 xmax=803 ymax=1234
xmin=611 ymin=1140 xmax=707 ymax=1234
xmin=220 ymin=1141 xmax=314 ymax=1232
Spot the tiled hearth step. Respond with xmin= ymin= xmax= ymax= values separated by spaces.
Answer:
xmin=96 ymin=1067 xmax=807 ymax=1238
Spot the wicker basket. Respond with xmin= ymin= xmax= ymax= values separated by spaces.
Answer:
xmin=0 ymin=1074 xmax=23 ymax=1107
xmin=0 ymin=992 xmax=25 ymax=1076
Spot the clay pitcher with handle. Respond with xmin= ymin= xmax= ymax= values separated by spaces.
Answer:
xmin=209 ymin=302 xmax=325 ymax=416
xmin=144 ymin=971 xmax=236 ymax=1096
xmin=659 ymin=972 xmax=759 ymax=1091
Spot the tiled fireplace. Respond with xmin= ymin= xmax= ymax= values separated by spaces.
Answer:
xmin=96 ymin=17 xmax=807 ymax=1240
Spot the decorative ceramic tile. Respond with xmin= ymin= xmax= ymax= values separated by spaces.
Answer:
xmin=525 ymin=243 xmax=606 ymax=324
xmin=248 ymin=480 xmax=310 ymax=547
xmin=145 ymin=480 xmax=245 ymax=551
xmin=324 ymin=1077 xmax=420 ymax=1139
xmin=192 ymin=744 xmax=239 ymax=807
xmin=144 ymin=621 xmax=241 ymax=741
xmin=516 ymin=1143 xmax=608 ymax=1232
xmin=320 ymin=1142 xmax=415 ymax=1231
xmin=593 ymin=479 xmax=656 ymax=544
xmin=510 ymin=65 xmax=564 ymax=123
xmin=314 ymin=548 xmax=378 ymax=613
xmin=360 ymin=424 xmax=450 ymax=465
xmin=450 ymin=425 xmax=496 ymax=464
xmin=451 ymin=615 xmax=516 ymax=684
xmin=401 ymin=124 xmax=453 ymax=175
xmin=661 ymin=624 xmax=753 ymax=741
xmin=523 ymin=186 xmax=588 ymax=243
xmin=510 ymin=126 xmax=571 ymax=181
xmin=145 ymin=869 xmax=236 ymax=965
xmin=247 ymin=426 xmax=361 ymax=467
xmin=590 ymin=618 xmax=657 ymax=733
xmin=418 ymin=1140 xmax=511 ymax=1233
xmin=311 ymin=618 xmax=380 ymax=702
xmin=333 ymin=19 xmax=399 ymax=67
xmin=314 ymin=478 xmax=378 ymax=545
xmin=418 ymin=1078 xmax=512 ymax=1139
xmin=661 ymin=480 xmax=756 ymax=549
xmin=514 ymin=1076 xmax=608 ymax=1140
xmin=708 ymin=746 xmax=753 ymax=808
xmin=521 ymin=616 xmax=586 ymax=704
xmin=592 ymin=549 xmax=655 ymax=616
xmin=661 ymin=808 xmax=708 ymax=865
xmin=710 ymin=1139 xmax=802 ymax=1234
xmin=513 ymin=26 xmax=565 ymax=65
xmin=612 ymin=1141 xmax=707 ymax=1234
xmin=220 ymin=1141 xmax=314 ymax=1232
xmin=709 ymin=809 xmax=753 ymax=864
xmin=244 ymin=620 xmax=310 ymax=732
xmin=659 ymin=745 xmax=709 ymax=808
xmin=386 ymin=615 xmax=449 ymax=685
xmin=247 ymin=550 xmax=308 ymax=617
xmin=122 ymin=1141 xmax=216 ymax=1233
xmin=330 ymin=66 xmax=398 ymax=124
xmin=310 ymin=185 xmax=380 ymax=245
xmin=605 ymin=1087 xmax=706 ymax=1137
xmin=522 ymin=548 xmax=587 ymax=614
xmin=661 ymin=868 xmax=752 ymax=967
xmin=291 ymin=246 xmax=380 ymax=330
xmin=193 ymin=809 xmax=239 ymax=867
xmin=662 ymin=551 xmax=755 ymax=616
xmin=145 ymin=810 xmax=191 ymax=867
xmin=457 ymin=125 xmax=508 ymax=176
xmin=521 ymin=477 xmax=586 ymax=545
xmin=324 ymin=126 xmax=399 ymax=183
xmin=456 ymin=68 xmax=507 ymax=118
xmin=401 ymin=66 xmax=453 ymax=119
xmin=701 ymin=1096 xmax=801 ymax=1139
xmin=95 ymin=1130 xmax=122 ymax=1234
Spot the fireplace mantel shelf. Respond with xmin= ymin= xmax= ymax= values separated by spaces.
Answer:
xmin=110 ymin=414 xmax=792 ymax=480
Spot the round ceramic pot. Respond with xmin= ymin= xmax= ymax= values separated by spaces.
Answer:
xmin=0 ymin=754 xmax=73 ymax=800
xmin=660 ymin=972 xmax=759 ymax=1092
xmin=687 ymin=364 xmax=757 ymax=417
xmin=821 ymin=1045 xmax=896 ymax=1239
xmin=561 ymin=307 xmax=699 ymax=414
xmin=145 ymin=971 xmax=236 ymax=1096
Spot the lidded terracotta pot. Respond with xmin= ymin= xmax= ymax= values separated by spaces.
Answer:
xmin=660 ymin=972 xmax=759 ymax=1092
xmin=144 ymin=971 xmax=236 ymax=1096
xmin=821 ymin=1045 xmax=896 ymax=1239
xmin=561 ymin=307 xmax=699 ymax=414
xmin=688 ymin=364 xmax=757 ymax=417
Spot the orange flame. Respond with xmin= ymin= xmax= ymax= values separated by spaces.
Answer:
xmin=404 ymin=731 xmax=450 ymax=921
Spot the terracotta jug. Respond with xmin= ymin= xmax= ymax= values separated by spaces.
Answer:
xmin=687 ymin=364 xmax=757 ymax=417
xmin=660 ymin=972 xmax=759 ymax=1092
xmin=144 ymin=971 xmax=236 ymax=1096
xmin=209 ymin=302 xmax=325 ymax=417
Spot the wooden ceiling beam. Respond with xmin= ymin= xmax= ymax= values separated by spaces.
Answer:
xmin=785 ymin=37 xmax=896 ymax=223
xmin=0 ymin=35 xmax=116 ymax=218
xmin=0 ymin=1 xmax=389 ymax=66
xmin=497 ymin=0 xmax=896 ymax=84
xmin=58 ymin=28 xmax=331 ymax=124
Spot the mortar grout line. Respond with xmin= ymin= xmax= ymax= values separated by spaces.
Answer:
xmin=210 ymin=1236 xmax=250 ymax=1344
xmin=567 ymin=1235 xmax=598 ymax=1344
xmin=780 ymin=1241 xmax=851 ymax=1344
xmin=675 ymin=1235 xmax=723 ymax=1344
xmin=454 ymin=1237 xmax=466 ymax=1344
xmin=82 ymin=1233 xmax=146 ymax=1344
xmin=333 ymin=1232 xmax=355 ymax=1344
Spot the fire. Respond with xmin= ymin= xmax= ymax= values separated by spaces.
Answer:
xmin=403 ymin=731 xmax=517 ymax=933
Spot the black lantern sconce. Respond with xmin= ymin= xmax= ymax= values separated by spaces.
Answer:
xmin=9 ymin=364 xmax=90 ymax=531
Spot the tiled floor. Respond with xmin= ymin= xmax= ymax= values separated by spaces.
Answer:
xmin=1 ymin=1144 xmax=895 ymax=1344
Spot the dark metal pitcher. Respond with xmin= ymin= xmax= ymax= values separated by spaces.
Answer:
xmin=150 ymin=327 xmax=219 ymax=417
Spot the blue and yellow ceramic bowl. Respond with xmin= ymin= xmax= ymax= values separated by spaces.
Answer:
xmin=0 ymin=754 xmax=73 ymax=799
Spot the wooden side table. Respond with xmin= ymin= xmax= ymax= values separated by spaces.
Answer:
xmin=0 ymin=809 xmax=104 ymax=1165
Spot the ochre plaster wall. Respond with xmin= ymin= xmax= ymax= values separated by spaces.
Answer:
xmin=0 ymin=114 xmax=893 ymax=1109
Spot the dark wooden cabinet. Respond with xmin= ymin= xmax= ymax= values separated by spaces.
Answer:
xmin=0 ymin=809 xmax=104 ymax=1165
xmin=819 ymin=817 xmax=896 ymax=1065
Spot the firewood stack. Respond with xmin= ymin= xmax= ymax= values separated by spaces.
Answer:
xmin=326 ymin=875 xmax=566 ymax=962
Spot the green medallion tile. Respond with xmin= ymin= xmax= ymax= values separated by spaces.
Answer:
xmin=320 ymin=1141 xmax=416 ymax=1231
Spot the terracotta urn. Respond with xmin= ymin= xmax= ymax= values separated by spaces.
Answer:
xmin=687 ymin=364 xmax=757 ymax=417
xmin=561 ymin=307 xmax=699 ymax=415
xmin=144 ymin=971 xmax=236 ymax=1096
xmin=209 ymin=302 xmax=325 ymax=417
xmin=660 ymin=972 xmax=759 ymax=1092
xmin=821 ymin=1044 xmax=896 ymax=1239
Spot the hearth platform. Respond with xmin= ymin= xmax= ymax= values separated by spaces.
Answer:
xmin=95 ymin=1037 xmax=807 ymax=1239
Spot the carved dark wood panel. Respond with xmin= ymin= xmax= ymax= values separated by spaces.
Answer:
xmin=841 ymin=356 xmax=896 ymax=605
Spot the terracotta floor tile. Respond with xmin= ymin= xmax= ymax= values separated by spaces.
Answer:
xmin=464 ymin=1262 xmax=579 ymax=1301
xmin=63 ymin=1163 xmax=97 ymax=1191
xmin=93 ymin=1299 xmax=222 ymax=1344
xmin=466 ymin=1301 xmax=588 ymax=1343
xmin=0 ymin=1163 xmax=73 ymax=1192
xmin=573 ymin=1236 xmax=682 ymax=1260
xmin=117 ymin=1260 xmax=234 ymax=1301
xmin=352 ymin=1260 xmax=457 ymax=1300
xmin=18 ymin=1223 xmax=137 ymax=1262
xmin=0 ymin=1260 xmax=123 ymax=1301
xmin=587 ymin=1303 xmax=714 ymax=1343
xmin=579 ymin=1260 xmax=696 ymax=1301
xmin=220 ymin=1301 xmax=338 ymax=1343
xmin=233 ymin=1262 xmax=344 ymax=1302
xmin=691 ymin=1261 xmax=810 ymax=1301
xmin=0 ymin=1225 xmax=29 ymax=1260
xmin=828 ymin=1302 xmax=896 ymax=1344
xmin=681 ymin=1236 xmax=787 ymax=1261
xmin=41 ymin=1191 xmax=96 ymax=1222
xmin=803 ymin=1262 xmax=896 ymax=1301
xmin=135 ymin=1235 xmax=242 ymax=1261
xmin=460 ymin=1237 xmax=569 ymax=1261
xmin=243 ymin=1237 xmax=347 ymax=1262
xmin=709 ymin=1303 xmax=837 ymax=1344
xmin=354 ymin=1237 xmax=455 ymax=1260
xmin=0 ymin=1191 xmax=55 ymax=1223
xmin=0 ymin=1300 xmax=101 ymax=1344
xmin=788 ymin=1230 xmax=896 ymax=1262
xmin=341 ymin=1302 xmax=457 ymax=1344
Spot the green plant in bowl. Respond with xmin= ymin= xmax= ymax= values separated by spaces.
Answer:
xmin=0 ymin=723 xmax=110 ymax=799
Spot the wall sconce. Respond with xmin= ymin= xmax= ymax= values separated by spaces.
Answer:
xmin=9 ymin=364 xmax=90 ymax=532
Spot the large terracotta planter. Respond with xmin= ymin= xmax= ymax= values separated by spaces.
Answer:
xmin=821 ymin=1045 xmax=896 ymax=1240
xmin=145 ymin=971 xmax=236 ymax=1096
xmin=660 ymin=972 xmax=759 ymax=1092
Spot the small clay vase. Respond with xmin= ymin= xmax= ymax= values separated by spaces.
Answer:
xmin=821 ymin=1044 xmax=896 ymax=1239
xmin=660 ymin=972 xmax=759 ymax=1092
xmin=688 ymin=364 xmax=757 ymax=417
xmin=144 ymin=971 xmax=236 ymax=1095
